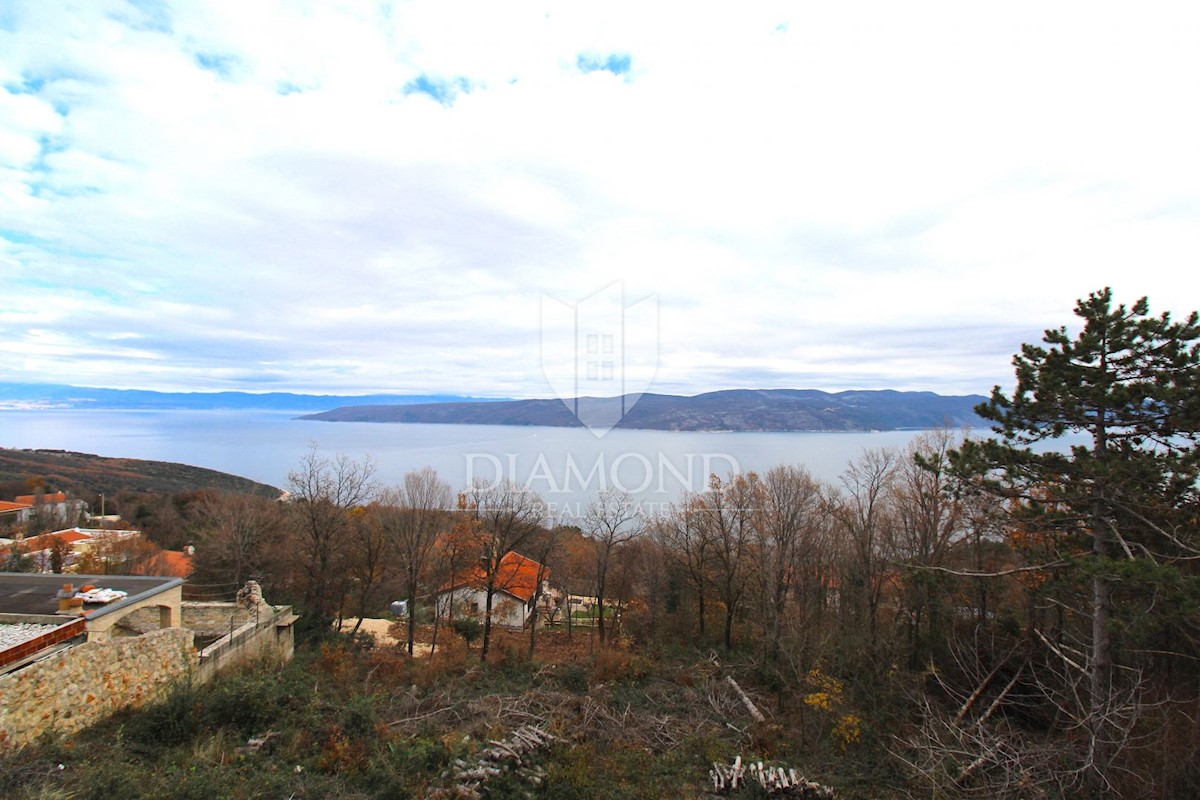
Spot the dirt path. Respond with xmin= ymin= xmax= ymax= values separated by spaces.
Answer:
xmin=340 ymin=617 xmax=432 ymax=656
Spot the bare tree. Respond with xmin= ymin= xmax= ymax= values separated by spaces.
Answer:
xmin=582 ymin=489 xmax=641 ymax=645
xmin=656 ymin=494 xmax=714 ymax=640
xmin=523 ymin=525 xmax=560 ymax=659
xmin=828 ymin=447 xmax=899 ymax=666
xmin=377 ymin=467 xmax=452 ymax=655
xmin=460 ymin=479 xmax=547 ymax=663
xmin=894 ymin=428 xmax=966 ymax=667
xmin=341 ymin=505 xmax=393 ymax=634
xmin=755 ymin=464 xmax=822 ymax=663
xmin=285 ymin=444 xmax=377 ymax=627
xmin=699 ymin=473 xmax=762 ymax=652
xmin=427 ymin=500 xmax=486 ymax=656
xmin=193 ymin=492 xmax=284 ymax=590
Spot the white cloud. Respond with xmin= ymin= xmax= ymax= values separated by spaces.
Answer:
xmin=1 ymin=1 xmax=1199 ymax=397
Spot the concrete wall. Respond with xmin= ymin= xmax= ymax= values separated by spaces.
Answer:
xmin=84 ymin=583 xmax=182 ymax=642
xmin=194 ymin=604 xmax=296 ymax=686
xmin=0 ymin=627 xmax=195 ymax=749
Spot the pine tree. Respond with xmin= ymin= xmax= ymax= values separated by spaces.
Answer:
xmin=952 ymin=288 xmax=1200 ymax=797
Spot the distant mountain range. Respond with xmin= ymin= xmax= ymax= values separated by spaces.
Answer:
xmin=1 ymin=383 xmax=990 ymax=432
xmin=302 ymin=388 xmax=989 ymax=432
xmin=0 ymin=383 xmax=499 ymax=411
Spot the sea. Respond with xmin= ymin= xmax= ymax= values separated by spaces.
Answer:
xmin=0 ymin=409 xmax=974 ymax=522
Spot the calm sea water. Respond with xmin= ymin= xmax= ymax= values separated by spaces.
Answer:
xmin=0 ymin=409 xmax=947 ymax=519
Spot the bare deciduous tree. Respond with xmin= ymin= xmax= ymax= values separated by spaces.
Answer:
xmin=285 ymin=444 xmax=377 ymax=626
xmin=828 ymin=447 xmax=899 ymax=665
xmin=460 ymin=479 xmax=546 ymax=662
xmin=193 ymin=492 xmax=284 ymax=591
xmin=656 ymin=494 xmax=714 ymax=640
xmin=378 ymin=467 xmax=452 ymax=655
xmin=755 ymin=464 xmax=822 ymax=663
xmin=700 ymin=473 xmax=762 ymax=652
xmin=582 ymin=489 xmax=641 ymax=645
xmin=895 ymin=428 xmax=967 ymax=667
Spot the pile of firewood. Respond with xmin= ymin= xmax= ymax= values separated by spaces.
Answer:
xmin=709 ymin=756 xmax=836 ymax=797
xmin=431 ymin=724 xmax=562 ymax=800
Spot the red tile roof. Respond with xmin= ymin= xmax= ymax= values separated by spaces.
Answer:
xmin=14 ymin=492 xmax=68 ymax=506
xmin=142 ymin=549 xmax=194 ymax=578
xmin=15 ymin=529 xmax=91 ymax=552
xmin=442 ymin=551 xmax=547 ymax=603
xmin=0 ymin=500 xmax=31 ymax=513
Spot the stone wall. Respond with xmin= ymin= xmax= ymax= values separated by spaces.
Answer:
xmin=0 ymin=627 xmax=195 ymax=749
xmin=118 ymin=601 xmax=260 ymax=642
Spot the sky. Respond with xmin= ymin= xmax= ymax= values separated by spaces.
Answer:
xmin=2 ymin=1 xmax=1199 ymax=399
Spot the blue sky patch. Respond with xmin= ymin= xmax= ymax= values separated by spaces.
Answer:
xmin=402 ymin=74 xmax=473 ymax=106
xmin=576 ymin=52 xmax=632 ymax=78
xmin=6 ymin=75 xmax=46 ymax=94
xmin=116 ymin=0 xmax=173 ymax=33
xmin=1 ymin=228 xmax=46 ymax=246
xmin=195 ymin=52 xmax=239 ymax=79
xmin=0 ymin=4 xmax=17 ymax=32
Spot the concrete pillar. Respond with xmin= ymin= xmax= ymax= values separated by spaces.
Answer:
xmin=158 ymin=603 xmax=178 ymax=629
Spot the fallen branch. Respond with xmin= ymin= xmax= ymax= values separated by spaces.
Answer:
xmin=725 ymin=675 xmax=766 ymax=723
xmin=953 ymin=657 xmax=1008 ymax=725
xmin=387 ymin=705 xmax=459 ymax=727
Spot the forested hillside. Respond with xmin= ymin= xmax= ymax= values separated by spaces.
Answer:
xmin=0 ymin=448 xmax=279 ymax=498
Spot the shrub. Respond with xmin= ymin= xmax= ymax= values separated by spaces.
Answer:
xmin=556 ymin=663 xmax=589 ymax=693
xmin=451 ymin=617 xmax=482 ymax=648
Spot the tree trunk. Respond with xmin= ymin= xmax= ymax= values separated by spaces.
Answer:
xmin=407 ymin=585 xmax=418 ymax=657
xmin=1090 ymin=513 xmax=1115 ymax=799
xmin=596 ymin=583 xmax=606 ymax=644
xmin=528 ymin=593 xmax=539 ymax=660
xmin=481 ymin=586 xmax=495 ymax=663
xmin=430 ymin=595 xmax=441 ymax=656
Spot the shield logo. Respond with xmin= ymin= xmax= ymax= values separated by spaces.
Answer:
xmin=540 ymin=282 xmax=659 ymax=437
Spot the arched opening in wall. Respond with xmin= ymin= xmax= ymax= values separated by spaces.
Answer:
xmin=109 ymin=604 xmax=176 ymax=637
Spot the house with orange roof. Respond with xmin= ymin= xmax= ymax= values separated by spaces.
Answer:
xmin=13 ymin=491 xmax=82 ymax=527
xmin=432 ymin=551 xmax=549 ymax=629
xmin=8 ymin=528 xmax=142 ymax=574
xmin=0 ymin=499 xmax=32 ymax=526
xmin=130 ymin=546 xmax=194 ymax=579
xmin=14 ymin=491 xmax=69 ymax=507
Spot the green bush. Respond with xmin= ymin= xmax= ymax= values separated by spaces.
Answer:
xmin=556 ymin=663 xmax=589 ymax=693
xmin=450 ymin=617 xmax=482 ymax=647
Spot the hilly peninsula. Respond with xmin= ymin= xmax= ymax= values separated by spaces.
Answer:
xmin=0 ymin=448 xmax=280 ymax=497
xmin=301 ymin=388 xmax=988 ymax=432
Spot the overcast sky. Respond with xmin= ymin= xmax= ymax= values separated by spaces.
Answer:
xmin=2 ymin=1 xmax=1198 ymax=399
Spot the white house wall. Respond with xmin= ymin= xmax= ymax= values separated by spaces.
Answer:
xmin=436 ymin=587 xmax=529 ymax=629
